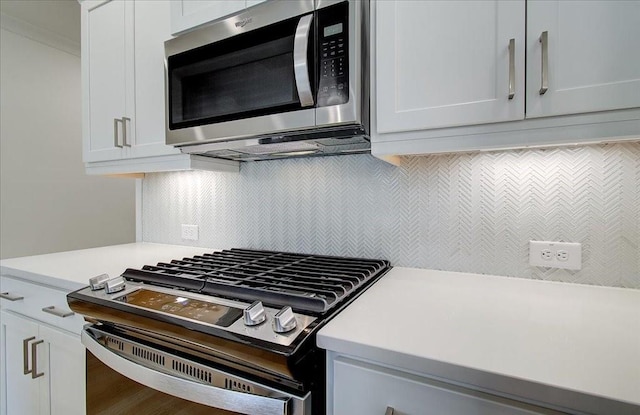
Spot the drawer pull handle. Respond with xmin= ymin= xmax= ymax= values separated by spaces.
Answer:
xmin=1 ymin=292 xmax=24 ymax=301
xmin=385 ymin=407 xmax=395 ymax=415
xmin=42 ymin=306 xmax=75 ymax=318
xmin=31 ymin=340 xmax=45 ymax=379
xmin=23 ymin=336 xmax=35 ymax=374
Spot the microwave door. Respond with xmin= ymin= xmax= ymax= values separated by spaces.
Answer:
xmin=165 ymin=3 xmax=317 ymax=147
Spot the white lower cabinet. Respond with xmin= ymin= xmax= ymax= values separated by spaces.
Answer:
xmin=1 ymin=313 xmax=40 ymax=415
xmin=331 ymin=357 xmax=562 ymax=415
xmin=0 ymin=277 xmax=85 ymax=415
xmin=1 ymin=311 xmax=85 ymax=415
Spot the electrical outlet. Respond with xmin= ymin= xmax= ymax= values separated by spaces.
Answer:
xmin=540 ymin=249 xmax=553 ymax=261
xmin=181 ymin=224 xmax=199 ymax=241
xmin=529 ymin=241 xmax=582 ymax=270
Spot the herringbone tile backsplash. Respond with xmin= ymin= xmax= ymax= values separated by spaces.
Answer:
xmin=142 ymin=142 xmax=640 ymax=288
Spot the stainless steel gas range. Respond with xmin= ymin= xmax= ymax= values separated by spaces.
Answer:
xmin=67 ymin=248 xmax=391 ymax=415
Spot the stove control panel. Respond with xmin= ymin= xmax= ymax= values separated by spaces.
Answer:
xmin=72 ymin=282 xmax=317 ymax=347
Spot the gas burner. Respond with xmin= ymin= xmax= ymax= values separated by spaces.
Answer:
xmin=121 ymin=248 xmax=389 ymax=314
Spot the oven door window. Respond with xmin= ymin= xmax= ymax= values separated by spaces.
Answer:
xmin=168 ymin=14 xmax=315 ymax=130
xmin=87 ymin=352 xmax=242 ymax=414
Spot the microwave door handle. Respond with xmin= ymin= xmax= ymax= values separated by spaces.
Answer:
xmin=293 ymin=14 xmax=314 ymax=107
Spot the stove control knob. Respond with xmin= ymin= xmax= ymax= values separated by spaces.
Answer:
xmin=104 ymin=276 xmax=126 ymax=294
xmin=89 ymin=273 xmax=110 ymax=291
xmin=273 ymin=306 xmax=297 ymax=334
xmin=243 ymin=301 xmax=266 ymax=326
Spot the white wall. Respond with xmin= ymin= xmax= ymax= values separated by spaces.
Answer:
xmin=0 ymin=28 xmax=135 ymax=259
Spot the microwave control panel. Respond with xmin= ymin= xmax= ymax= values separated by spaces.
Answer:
xmin=317 ymin=2 xmax=349 ymax=107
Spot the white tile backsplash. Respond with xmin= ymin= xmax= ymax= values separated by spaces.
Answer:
xmin=142 ymin=142 xmax=640 ymax=288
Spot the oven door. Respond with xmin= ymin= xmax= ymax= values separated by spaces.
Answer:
xmin=82 ymin=326 xmax=311 ymax=415
xmin=165 ymin=0 xmax=317 ymax=147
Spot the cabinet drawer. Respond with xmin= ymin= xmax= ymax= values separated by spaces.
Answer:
xmin=333 ymin=358 xmax=564 ymax=415
xmin=0 ymin=276 xmax=85 ymax=334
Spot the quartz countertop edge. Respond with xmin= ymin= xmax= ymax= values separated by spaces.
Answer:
xmin=317 ymin=267 xmax=640 ymax=413
xmin=0 ymin=242 xmax=220 ymax=292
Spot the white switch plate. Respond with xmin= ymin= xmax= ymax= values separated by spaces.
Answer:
xmin=181 ymin=224 xmax=199 ymax=241
xmin=529 ymin=241 xmax=582 ymax=270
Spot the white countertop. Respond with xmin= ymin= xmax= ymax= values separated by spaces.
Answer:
xmin=0 ymin=243 xmax=216 ymax=291
xmin=317 ymin=267 xmax=640 ymax=409
xmin=3 ymin=246 xmax=638 ymax=410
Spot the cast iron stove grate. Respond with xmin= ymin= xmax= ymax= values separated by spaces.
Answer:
xmin=122 ymin=248 xmax=390 ymax=314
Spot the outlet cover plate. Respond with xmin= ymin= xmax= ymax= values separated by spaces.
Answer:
xmin=181 ymin=224 xmax=199 ymax=241
xmin=529 ymin=241 xmax=582 ymax=270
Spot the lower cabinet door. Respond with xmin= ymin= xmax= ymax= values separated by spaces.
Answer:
xmin=332 ymin=358 xmax=561 ymax=415
xmin=41 ymin=325 xmax=85 ymax=415
xmin=1 ymin=311 xmax=43 ymax=415
xmin=1 ymin=311 xmax=86 ymax=415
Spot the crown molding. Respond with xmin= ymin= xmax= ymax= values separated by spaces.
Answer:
xmin=0 ymin=12 xmax=80 ymax=57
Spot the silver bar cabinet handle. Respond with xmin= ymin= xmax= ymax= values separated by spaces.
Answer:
xmin=0 ymin=292 xmax=24 ymax=301
xmin=114 ymin=118 xmax=123 ymax=148
xmin=42 ymin=306 xmax=75 ymax=318
xmin=385 ymin=407 xmax=395 ymax=415
xmin=539 ymin=31 xmax=548 ymax=95
xmin=31 ymin=340 xmax=45 ymax=379
xmin=508 ymin=38 xmax=515 ymax=99
xmin=23 ymin=336 xmax=35 ymax=375
xmin=122 ymin=116 xmax=131 ymax=147
xmin=293 ymin=14 xmax=315 ymax=107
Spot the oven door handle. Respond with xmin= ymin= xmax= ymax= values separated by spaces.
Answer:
xmin=293 ymin=13 xmax=315 ymax=107
xmin=81 ymin=330 xmax=294 ymax=415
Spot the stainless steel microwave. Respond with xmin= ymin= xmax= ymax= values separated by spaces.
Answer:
xmin=164 ymin=0 xmax=369 ymax=161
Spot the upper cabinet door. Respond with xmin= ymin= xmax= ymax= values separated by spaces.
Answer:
xmin=376 ymin=0 xmax=525 ymax=134
xmin=130 ymin=0 xmax=180 ymax=159
xmin=170 ymin=0 xmax=246 ymax=35
xmin=526 ymin=1 xmax=640 ymax=118
xmin=83 ymin=0 xmax=131 ymax=163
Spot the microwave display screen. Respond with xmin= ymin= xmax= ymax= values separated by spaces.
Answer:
xmin=324 ymin=23 xmax=343 ymax=38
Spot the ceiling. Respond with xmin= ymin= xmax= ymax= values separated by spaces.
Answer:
xmin=0 ymin=0 xmax=80 ymax=44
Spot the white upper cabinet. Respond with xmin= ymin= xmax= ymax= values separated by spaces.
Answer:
xmin=526 ymin=0 xmax=640 ymax=118
xmin=372 ymin=0 xmax=640 ymax=158
xmin=376 ymin=0 xmax=525 ymax=133
xmin=83 ymin=0 xmax=131 ymax=163
xmin=83 ymin=0 xmax=178 ymax=163
xmin=81 ymin=0 xmax=239 ymax=174
xmin=130 ymin=0 xmax=181 ymax=159
xmin=170 ymin=0 xmax=246 ymax=35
